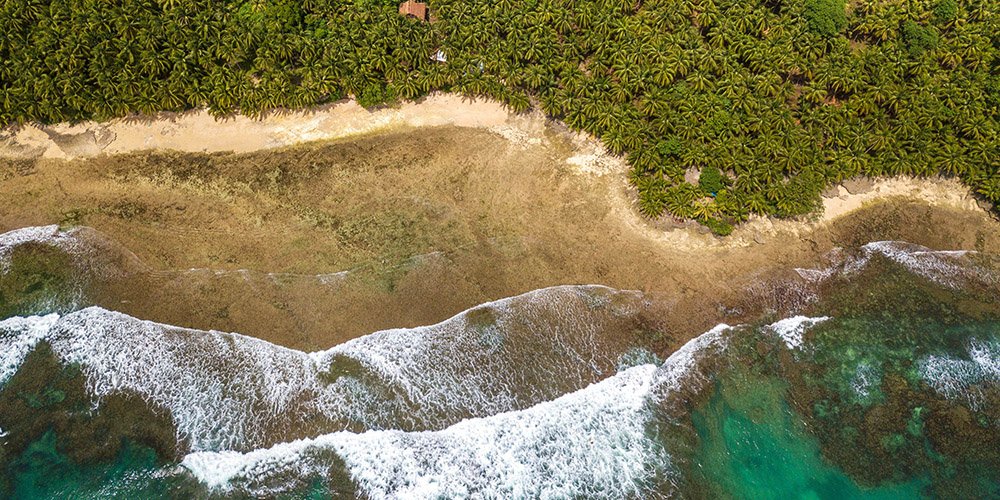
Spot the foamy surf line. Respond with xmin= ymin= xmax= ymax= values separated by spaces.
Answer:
xmin=171 ymin=321 xmax=743 ymax=498
xmin=0 ymin=285 xmax=657 ymax=451
xmin=918 ymin=338 xmax=1000 ymax=410
xmin=794 ymin=240 xmax=995 ymax=290
xmin=0 ymin=314 xmax=61 ymax=386
xmin=178 ymin=322 xmax=756 ymax=498
xmin=11 ymin=300 xmax=995 ymax=497
xmin=768 ymin=316 xmax=831 ymax=351
xmin=182 ymin=363 xmax=671 ymax=498
xmin=181 ymin=363 xmax=680 ymax=498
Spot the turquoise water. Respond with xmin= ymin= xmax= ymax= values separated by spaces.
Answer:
xmin=690 ymin=377 xmax=929 ymax=499
xmin=7 ymin=432 xmax=166 ymax=498
xmin=683 ymin=321 xmax=1000 ymax=498
xmin=1 ymin=233 xmax=999 ymax=498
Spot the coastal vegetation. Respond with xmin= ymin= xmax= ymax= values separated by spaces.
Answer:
xmin=1 ymin=0 xmax=997 ymax=231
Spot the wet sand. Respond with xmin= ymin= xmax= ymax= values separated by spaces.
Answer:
xmin=1 ymin=99 xmax=998 ymax=353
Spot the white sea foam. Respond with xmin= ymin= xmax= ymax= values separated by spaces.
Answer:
xmin=180 ymin=323 xmax=743 ymax=498
xmin=0 ymin=225 xmax=122 ymax=310
xmin=863 ymin=241 xmax=982 ymax=288
xmin=2 ymin=226 xmax=993 ymax=495
xmin=969 ymin=341 xmax=1000 ymax=379
xmin=850 ymin=361 xmax=880 ymax=401
xmin=46 ymin=308 xmax=322 ymax=450
xmin=312 ymin=285 xmax=644 ymax=430
xmin=0 ymin=285 xmax=650 ymax=451
xmin=794 ymin=267 xmax=836 ymax=282
xmin=795 ymin=241 xmax=993 ymax=290
xmin=918 ymin=339 xmax=1000 ymax=410
xmin=652 ymin=323 xmax=730 ymax=396
xmin=0 ymin=225 xmax=143 ymax=285
xmin=0 ymin=313 xmax=60 ymax=387
xmin=768 ymin=316 xmax=830 ymax=350
xmin=182 ymin=363 xmax=671 ymax=499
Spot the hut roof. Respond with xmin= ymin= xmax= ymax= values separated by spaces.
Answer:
xmin=398 ymin=1 xmax=428 ymax=20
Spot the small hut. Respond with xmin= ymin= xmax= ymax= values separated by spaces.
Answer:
xmin=398 ymin=0 xmax=428 ymax=21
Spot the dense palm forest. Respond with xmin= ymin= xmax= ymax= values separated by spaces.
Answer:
xmin=1 ymin=0 xmax=997 ymax=232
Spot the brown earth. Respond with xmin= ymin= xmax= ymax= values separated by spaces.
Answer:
xmin=1 ymin=121 xmax=998 ymax=352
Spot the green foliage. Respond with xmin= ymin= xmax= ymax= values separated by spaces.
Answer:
xmin=636 ymin=176 xmax=669 ymax=218
xmin=902 ymin=21 xmax=939 ymax=56
xmin=804 ymin=0 xmax=847 ymax=38
xmin=0 ymin=0 xmax=996 ymax=233
xmin=356 ymin=0 xmax=400 ymax=8
xmin=356 ymin=84 xmax=398 ymax=109
xmin=699 ymin=166 xmax=726 ymax=195
xmin=933 ymin=0 xmax=958 ymax=23
xmin=657 ymin=137 xmax=683 ymax=158
xmin=704 ymin=218 xmax=734 ymax=236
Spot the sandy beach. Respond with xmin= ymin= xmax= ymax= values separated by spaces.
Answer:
xmin=2 ymin=92 xmax=985 ymax=234
xmin=0 ymin=94 xmax=512 ymax=159
xmin=2 ymin=94 xmax=997 ymax=349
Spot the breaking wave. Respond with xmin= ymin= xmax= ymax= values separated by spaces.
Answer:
xmin=179 ymin=322 xmax=742 ymax=498
xmin=796 ymin=240 xmax=997 ymax=290
xmin=0 ymin=285 xmax=655 ymax=451
xmin=182 ymin=364 xmax=672 ymax=499
xmin=0 ymin=226 xmax=81 ymax=273
xmin=919 ymin=339 xmax=1000 ymax=411
xmin=0 ymin=314 xmax=60 ymax=386
xmin=767 ymin=316 xmax=830 ymax=351
xmin=0 ymin=224 xmax=140 ymax=280
xmin=2 ymin=292 xmax=996 ymax=497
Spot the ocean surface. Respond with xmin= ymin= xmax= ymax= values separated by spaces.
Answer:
xmin=1 ymin=226 xmax=998 ymax=498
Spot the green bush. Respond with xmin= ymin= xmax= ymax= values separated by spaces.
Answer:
xmin=933 ymin=0 xmax=958 ymax=24
xmin=657 ymin=136 xmax=683 ymax=158
xmin=902 ymin=21 xmax=939 ymax=56
xmin=637 ymin=176 xmax=669 ymax=218
xmin=699 ymin=166 xmax=726 ymax=195
xmin=0 ymin=0 xmax=995 ymax=230
xmin=804 ymin=0 xmax=847 ymax=38
xmin=704 ymin=218 xmax=734 ymax=236
xmin=356 ymin=84 xmax=397 ymax=109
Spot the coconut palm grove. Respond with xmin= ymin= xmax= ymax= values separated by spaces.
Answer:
xmin=1 ymin=0 xmax=997 ymax=232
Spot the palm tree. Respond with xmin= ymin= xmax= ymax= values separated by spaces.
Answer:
xmin=636 ymin=176 xmax=668 ymax=217
xmin=687 ymin=70 xmax=712 ymax=91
